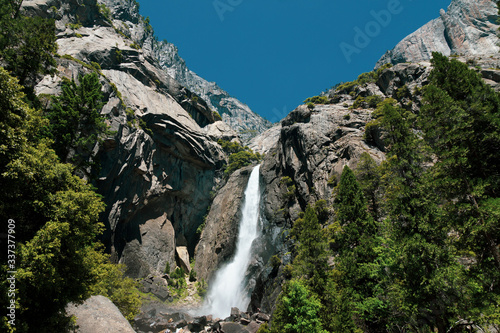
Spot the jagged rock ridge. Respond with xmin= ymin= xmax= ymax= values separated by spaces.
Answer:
xmin=376 ymin=0 xmax=500 ymax=68
xmin=153 ymin=42 xmax=272 ymax=143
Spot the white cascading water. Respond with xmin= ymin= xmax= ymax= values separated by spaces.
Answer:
xmin=202 ymin=165 xmax=261 ymax=318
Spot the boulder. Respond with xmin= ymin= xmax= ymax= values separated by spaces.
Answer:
xmin=139 ymin=275 xmax=171 ymax=302
xmin=219 ymin=322 xmax=248 ymax=333
xmin=66 ymin=295 xmax=135 ymax=333
xmin=176 ymin=246 xmax=191 ymax=273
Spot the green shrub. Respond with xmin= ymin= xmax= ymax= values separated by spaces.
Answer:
xmin=395 ymin=84 xmax=411 ymax=100
xmin=164 ymin=262 xmax=171 ymax=274
xmin=270 ymin=255 xmax=281 ymax=269
xmin=115 ymin=49 xmax=123 ymax=63
xmin=218 ymin=139 xmax=262 ymax=177
xmin=89 ymin=258 xmax=142 ymax=321
xmin=125 ymin=108 xmax=135 ymax=119
xmin=280 ymin=176 xmax=293 ymax=185
xmin=90 ymin=61 xmax=101 ymax=70
xmin=335 ymin=64 xmax=392 ymax=95
xmin=98 ymin=3 xmax=112 ymax=22
xmin=225 ymin=150 xmax=257 ymax=176
xmin=129 ymin=42 xmax=140 ymax=50
xmin=189 ymin=268 xmax=197 ymax=282
xmin=197 ymin=279 xmax=207 ymax=298
xmin=170 ymin=267 xmax=185 ymax=280
xmin=304 ymin=95 xmax=329 ymax=105
xmin=272 ymin=279 xmax=326 ymax=333
xmin=307 ymin=102 xmax=315 ymax=110
xmin=256 ymin=323 xmax=270 ymax=333
xmin=213 ymin=110 xmax=222 ymax=121
xmin=67 ymin=22 xmax=82 ymax=30
xmin=327 ymin=174 xmax=337 ymax=186
xmin=139 ymin=118 xmax=153 ymax=135
xmin=366 ymin=95 xmax=383 ymax=108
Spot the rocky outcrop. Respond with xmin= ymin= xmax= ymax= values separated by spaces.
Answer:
xmin=66 ymin=295 xmax=136 ymax=333
xmin=248 ymin=125 xmax=281 ymax=155
xmin=376 ymin=0 xmax=500 ymax=68
xmin=194 ymin=166 xmax=253 ymax=283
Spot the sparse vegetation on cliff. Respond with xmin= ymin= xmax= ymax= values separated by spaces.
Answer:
xmin=218 ymin=139 xmax=262 ymax=177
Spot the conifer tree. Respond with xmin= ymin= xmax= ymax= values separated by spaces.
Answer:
xmin=355 ymin=152 xmax=382 ymax=221
xmin=271 ymin=279 xmax=327 ymax=333
xmin=378 ymin=96 xmax=466 ymax=333
xmin=45 ymin=72 xmax=109 ymax=176
xmin=0 ymin=0 xmax=57 ymax=92
xmin=420 ymin=52 xmax=500 ymax=329
xmin=291 ymin=205 xmax=329 ymax=297
xmin=332 ymin=166 xmax=385 ymax=332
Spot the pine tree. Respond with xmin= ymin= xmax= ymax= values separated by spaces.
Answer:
xmin=291 ymin=205 xmax=329 ymax=296
xmin=45 ymin=72 xmax=109 ymax=176
xmin=377 ymin=95 xmax=466 ymax=333
xmin=355 ymin=152 xmax=382 ymax=221
xmin=271 ymin=279 xmax=327 ymax=333
xmin=332 ymin=166 xmax=385 ymax=332
xmin=0 ymin=0 xmax=57 ymax=94
xmin=335 ymin=166 xmax=375 ymax=249
xmin=419 ymin=52 xmax=500 ymax=329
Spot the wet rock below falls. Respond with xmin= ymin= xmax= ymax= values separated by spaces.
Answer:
xmin=134 ymin=306 xmax=269 ymax=333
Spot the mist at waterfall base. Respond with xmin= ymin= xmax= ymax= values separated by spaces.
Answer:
xmin=199 ymin=165 xmax=262 ymax=319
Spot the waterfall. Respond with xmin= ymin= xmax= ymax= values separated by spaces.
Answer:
xmin=202 ymin=165 xmax=262 ymax=318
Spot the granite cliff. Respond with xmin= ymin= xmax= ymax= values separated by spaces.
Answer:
xmin=376 ymin=0 xmax=500 ymax=68
xmin=23 ymin=0 xmax=240 ymax=280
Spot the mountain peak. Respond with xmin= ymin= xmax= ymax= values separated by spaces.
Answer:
xmin=375 ymin=0 xmax=500 ymax=68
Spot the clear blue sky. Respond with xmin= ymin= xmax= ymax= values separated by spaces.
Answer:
xmin=139 ymin=0 xmax=451 ymax=122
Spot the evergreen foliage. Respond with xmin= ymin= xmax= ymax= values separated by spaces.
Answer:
xmin=44 ymin=72 xmax=110 ymax=176
xmin=354 ymin=153 xmax=382 ymax=221
xmin=0 ymin=68 xmax=139 ymax=332
xmin=303 ymin=95 xmax=330 ymax=105
xmin=271 ymin=279 xmax=327 ymax=333
xmin=270 ymin=53 xmax=500 ymax=333
xmin=0 ymin=0 xmax=57 ymax=97
xmin=218 ymin=139 xmax=262 ymax=177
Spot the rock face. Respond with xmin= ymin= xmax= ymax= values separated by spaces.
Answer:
xmin=376 ymin=0 xmax=500 ymax=68
xmin=66 ymin=295 xmax=136 ymax=333
xmin=194 ymin=166 xmax=253 ymax=283
xmin=153 ymin=42 xmax=272 ymax=143
xmin=248 ymin=125 xmax=281 ymax=155
xmin=24 ymin=0 xmax=231 ymax=279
